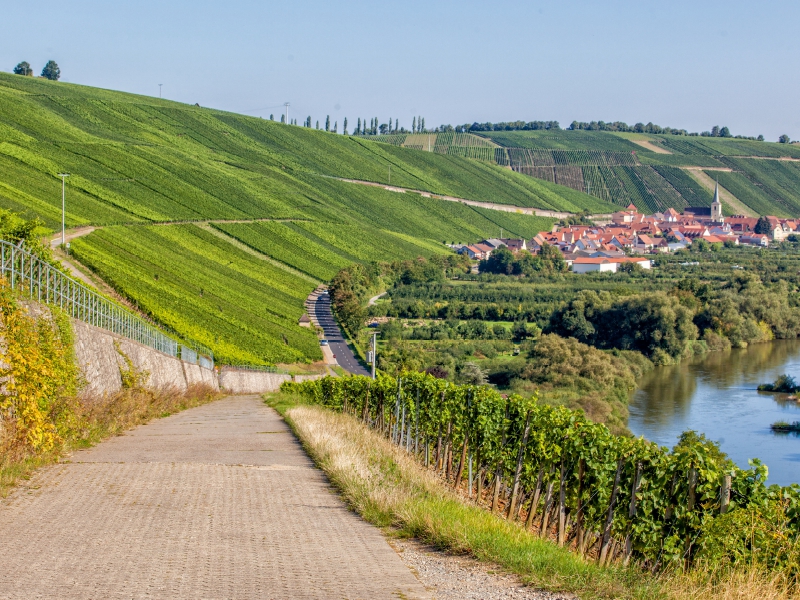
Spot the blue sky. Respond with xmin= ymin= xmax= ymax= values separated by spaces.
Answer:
xmin=2 ymin=0 xmax=798 ymax=140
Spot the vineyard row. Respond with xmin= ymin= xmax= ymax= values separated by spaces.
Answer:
xmin=284 ymin=372 xmax=799 ymax=571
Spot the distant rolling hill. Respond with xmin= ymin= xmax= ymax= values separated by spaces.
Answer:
xmin=365 ymin=128 xmax=800 ymax=218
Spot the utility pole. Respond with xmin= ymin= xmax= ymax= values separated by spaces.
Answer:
xmin=370 ymin=332 xmax=377 ymax=379
xmin=158 ymin=84 xmax=162 ymax=98
xmin=58 ymin=173 xmax=70 ymax=246
xmin=284 ymin=102 xmax=290 ymax=124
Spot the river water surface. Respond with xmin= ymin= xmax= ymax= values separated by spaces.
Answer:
xmin=629 ymin=339 xmax=800 ymax=487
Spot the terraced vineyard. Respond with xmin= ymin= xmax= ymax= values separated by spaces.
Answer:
xmin=70 ymin=224 xmax=322 ymax=365
xmin=472 ymin=129 xmax=800 ymax=216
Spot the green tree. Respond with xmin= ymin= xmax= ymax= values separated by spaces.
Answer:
xmin=325 ymin=115 xmax=330 ymax=132
xmin=270 ymin=114 xmax=274 ymax=120
xmin=394 ymin=118 xmax=398 ymax=133
xmin=711 ymin=125 xmax=720 ymax=137
xmin=316 ymin=120 xmax=319 ymax=129
xmin=479 ymin=246 xmax=515 ymax=275
xmin=720 ymin=126 xmax=731 ymax=137
xmin=412 ymin=116 xmax=416 ymax=133
xmin=757 ymin=134 xmax=764 ymax=141
xmin=333 ymin=121 xmax=338 ymax=133
xmin=343 ymin=117 xmax=348 ymax=135
xmin=779 ymin=134 xmax=791 ymax=144
xmin=754 ymin=216 xmax=773 ymax=235
xmin=13 ymin=61 xmax=32 ymax=76
xmin=40 ymin=60 xmax=60 ymax=80
xmin=356 ymin=117 xmax=361 ymax=134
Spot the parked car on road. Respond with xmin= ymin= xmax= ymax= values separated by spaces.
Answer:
xmin=320 ymin=339 xmax=329 ymax=346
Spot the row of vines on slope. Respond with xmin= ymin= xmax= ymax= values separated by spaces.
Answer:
xmin=284 ymin=372 xmax=800 ymax=575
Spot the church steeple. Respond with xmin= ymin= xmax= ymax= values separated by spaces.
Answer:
xmin=711 ymin=179 xmax=723 ymax=222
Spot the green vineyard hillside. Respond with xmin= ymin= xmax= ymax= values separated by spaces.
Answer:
xmin=0 ymin=73 xmax=592 ymax=364
xmin=365 ymin=128 xmax=800 ymax=217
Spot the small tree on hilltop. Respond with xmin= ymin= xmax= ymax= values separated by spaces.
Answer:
xmin=13 ymin=61 xmax=33 ymax=76
xmin=754 ymin=216 xmax=773 ymax=235
xmin=779 ymin=134 xmax=791 ymax=144
xmin=343 ymin=117 xmax=348 ymax=135
xmin=40 ymin=60 xmax=60 ymax=80
xmin=325 ymin=115 xmax=330 ymax=132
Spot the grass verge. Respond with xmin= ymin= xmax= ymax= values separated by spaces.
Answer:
xmin=267 ymin=391 xmax=797 ymax=600
xmin=1 ymin=384 xmax=222 ymax=496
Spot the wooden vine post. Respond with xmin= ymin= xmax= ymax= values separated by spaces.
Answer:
xmin=414 ymin=387 xmax=420 ymax=455
xmin=539 ymin=476 xmax=556 ymax=538
xmin=491 ymin=399 xmax=510 ymax=513
xmin=623 ymin=462 xmax=643 ymax=565
xmin=525 ymin=467 xmax=544 ymax=530
xmin=575 ymin=459 xmax=586 ymax=553
xmin=684 ymin=466 xmax=698 ymax=559
xmin=598 ymin=457 xmax=624 ymax=566
xmin=361 ymin=382 xmax=371 ymax=423
xmin=557 ymin=457 xmax=567 ymax=546
xmin=720 ymin=474 xmax=732 ymax=514
xmin=507 ymin=409 xmax=532 ymax=519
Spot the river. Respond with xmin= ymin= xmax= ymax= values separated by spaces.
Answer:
xmin=629 ymin=339 xmax=800 ymax=487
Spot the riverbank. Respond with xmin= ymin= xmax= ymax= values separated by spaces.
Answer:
xmin=629 ymin=338 xmax=800 ymax=486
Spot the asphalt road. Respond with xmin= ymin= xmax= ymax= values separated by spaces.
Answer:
xmin=313 ymin=293 xmax=371 ymax=376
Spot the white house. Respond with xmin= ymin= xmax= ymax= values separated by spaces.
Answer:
xmin=572 ymin=257 xmax=652 ymax=274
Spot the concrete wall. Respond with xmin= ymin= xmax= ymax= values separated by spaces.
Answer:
xmin=218 ymin=369 xmax=292 ymax=395
xmin=294 ymin=374 xmax=326 ymax=384
xmin=71 ymin=319 xmax=219 ymax=398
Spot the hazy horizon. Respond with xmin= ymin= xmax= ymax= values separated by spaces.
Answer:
xmin=2 ymin=0 xmax=798 ymax=141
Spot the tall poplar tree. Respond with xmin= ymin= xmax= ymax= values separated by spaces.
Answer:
xmin=325 ymin=115 xmax=330 ymax=132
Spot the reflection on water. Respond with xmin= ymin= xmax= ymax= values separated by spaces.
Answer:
xmin=629 ymin=339 xmax=800 ymax=487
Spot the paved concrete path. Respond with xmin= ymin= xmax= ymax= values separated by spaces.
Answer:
xmin=0 ymin=396 xmax=428 ymax=599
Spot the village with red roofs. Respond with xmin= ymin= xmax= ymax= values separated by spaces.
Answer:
xmin=454 ymin=183 xmax=799 ymax=273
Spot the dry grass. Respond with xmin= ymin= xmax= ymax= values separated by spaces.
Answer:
xmin=1 ymin=384 xmax=222 ymax=496
xmin=275 ymin=395 xmax=798 ymax=600
xmin=667 ymin=567 xmax=796 ymax=600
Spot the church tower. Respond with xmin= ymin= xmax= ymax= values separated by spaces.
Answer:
xmin=711 ymin=180 xmax=723 ymax=222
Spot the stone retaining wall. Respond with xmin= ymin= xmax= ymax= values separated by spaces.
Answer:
xmin=218 ymin=369 xmax=292 ymax=395
xmin=72 ymin=319 xmax=219 ymax=398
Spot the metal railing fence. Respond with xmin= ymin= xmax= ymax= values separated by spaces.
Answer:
xmin=1 ymin=239 xmax=213 ymax=367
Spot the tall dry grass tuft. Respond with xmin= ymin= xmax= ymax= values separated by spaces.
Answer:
xmin=282 ymin=399 xmax=800 ymax=600
xmin=664 ymin=565 xmax=797 ymax=600
xmin=1 ymin=384 xmax=221 ymax=496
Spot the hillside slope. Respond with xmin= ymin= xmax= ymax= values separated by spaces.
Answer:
xmin=366 ymin=128 xmax=800 ymax=217
xmin=0 ymin=73 xmax=587 ymax=365
xmin=0 ymin=73 xmax=613 ymax=227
